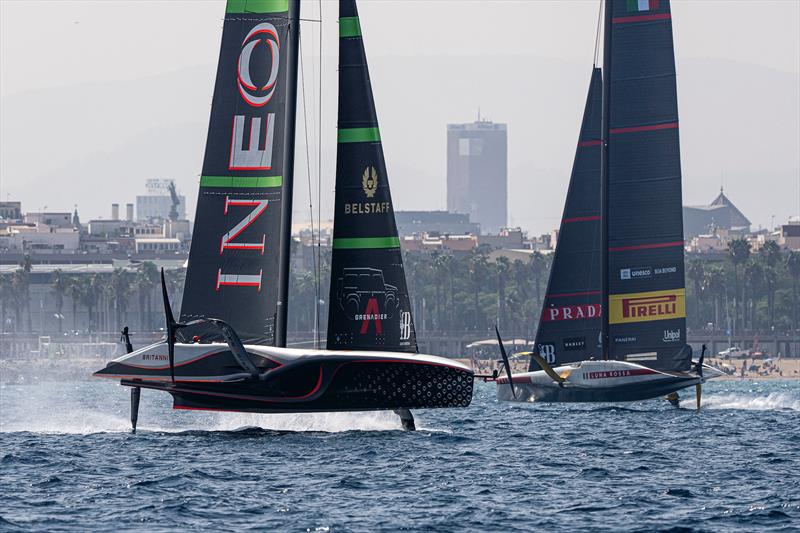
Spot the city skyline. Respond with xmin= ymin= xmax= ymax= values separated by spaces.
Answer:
xmin=1 ymin=0 xmax=798 ymax=236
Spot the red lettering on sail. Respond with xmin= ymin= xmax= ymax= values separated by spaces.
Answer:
xmin=621 ymin=295 xmax=677 ymax=319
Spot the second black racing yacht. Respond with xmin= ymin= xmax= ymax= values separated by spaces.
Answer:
xmin=494 ymin=0 xmax=723 ymax=407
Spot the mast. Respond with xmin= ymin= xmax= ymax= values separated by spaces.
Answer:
xmin=275 ymin=0 xmax=301 ymax=348
xmin=600 ymin=0 xmax=612 ymax=360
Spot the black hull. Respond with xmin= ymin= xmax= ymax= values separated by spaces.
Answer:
xmin=505 ymin=376 xmax=698 ymax=403
xmin=122 ymin=360 xmax=473 ymax=414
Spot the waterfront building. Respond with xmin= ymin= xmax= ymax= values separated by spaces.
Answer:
xmin=683 ymin=188 xmax=751 ymax=239
xmin=136 ymin=179 xmax=186 ymax=222
xmin=446 ymin=119 xmax=507 ymax=234
xmin=394 ymin=210 xmax=480 ymax=237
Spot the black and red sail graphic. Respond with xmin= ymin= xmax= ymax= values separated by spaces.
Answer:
xmin=530 ymin=69 xmax=602 ymax=371
xmin=326 ymin=0 xmax=417 ymax=353
xmin=181 ymin=0 xmax=297 ymax=344
xmin=606 ymin=0 xmax=688 ymax=370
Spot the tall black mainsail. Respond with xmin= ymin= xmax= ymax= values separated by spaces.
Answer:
xmin=181 ymin=0 xmax=299 ymax=344
xmin=603 ymin=0 xmax=688 ymax=370
xmin=529 ymin=68 xmax=602 ymax=371
xmin=326 ymin=0 xmax=417 ymax=353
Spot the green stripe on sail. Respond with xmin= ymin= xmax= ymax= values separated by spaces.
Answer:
xmin=226 ymin=0 xmax=288 ymax=14
xmin=200 ymin=176 xmax=283 ymax=188
xmin=333 ymin=237 xmax=400 ymax=249
xmin=337 ymin=127 xmax=380 ymax=143
xmin=339 ymin=17 xmax=362 ymax=38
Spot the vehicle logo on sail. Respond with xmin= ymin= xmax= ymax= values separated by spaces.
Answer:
xmin=237 ymin=23 xmax=281 ymax=107
xmin=362 ymin=166 xmax=378 ymax=198
xmin=609 ymin=289 xmax=686 ymax=324
xmin=336 ymin=267 xmax=399 ymax=334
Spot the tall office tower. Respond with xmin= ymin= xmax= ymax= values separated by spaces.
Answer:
xmin=446 ymin=119 xmax=507 ymax=234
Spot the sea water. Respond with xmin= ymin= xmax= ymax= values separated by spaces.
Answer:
xmin=1 ymin=378 xmax=798 ymax=532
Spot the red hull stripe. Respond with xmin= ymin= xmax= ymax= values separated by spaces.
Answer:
xmin=609 ymin=241 xmax=684 ymax=252
xmin=578 ymin=140 xmax=601 ymax=147
xmin=612 ymin=13 xmax=671 ymax=24
xmin=610 ymin=122 xmax=678 ymax=134
xmin=174 ymin=405 xmax=248 ymax=413
xmin=546 ymin=290 xmax=601 ymax=299
xmin=583 ymin=368 xmax=658 ymax=379
xmin=563 ymin=215 xmax=601 ymax=224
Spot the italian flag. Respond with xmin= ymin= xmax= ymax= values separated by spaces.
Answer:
xmin=627 ymin=0 xmax=660 ymax=11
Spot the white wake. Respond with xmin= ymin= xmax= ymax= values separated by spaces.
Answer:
xmin=0 ymin=382 xmax=405 ymax=434
xmin=702 ymin=391 xmax=800 ymax=411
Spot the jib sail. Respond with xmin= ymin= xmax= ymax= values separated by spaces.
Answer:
xmin=603 ymin=0 xmax=688 ymax=370
xmin=530 ymin=68 xmax=603 ymax=371
xmin=326 ymin=0 xmax=418 ymax=353
xmin=180 ymin=0 xmax=299 ymax=344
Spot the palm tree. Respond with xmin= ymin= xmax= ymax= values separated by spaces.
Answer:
xmin=11 ymin=268 xmax=29 ymax=332
xmin=469 ymin=252 xmax=489 ymax=330
xmin=0 ymin=274 xmax=12 ymax=333
xmin=702 ymin=265 xmax=725 ymax=330
xmin=728 ymin=238 xmax=750 ymax=328
xmin=495 ymin=256 xmax=511 ymax=330
xmin=432 ymin=253 xmax=450 ymax=331
xmin=79 ymin=275 xmax=105 ymax=333
xmin=529 ymin=252 xmax=546 ymax=310
xmin=110 ymin=268 xmax=133 ymax=331
xmin=744 ymin=261 xmax=763 ymax=331
xmin=136 ymin=262 xmax=160 ymax=330
xmin=759 ymin=240 xmax=782 ymax=328
xmin=66 ymin=276 xmax=84 ymax=331
xmin=687 ymin=260 xmax=705 ymax=328
xmin=787 ymin=251 xmax=800 ymax=335
xmin=10 ymin=256 xmax=34 ymax=332
xmin=297 ymin=270 xmax=318 ymax=332
xmin=760 ymin=240 xmax=782 ymax=268
xmin=762 ymin=266 xmax=778 ymax=330
xmin=51 ymin=269 xmax=68 ymax=333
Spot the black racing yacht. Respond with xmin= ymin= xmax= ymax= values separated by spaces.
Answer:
xmin=494 ymin=0 xmax=723 ymax=406
xmin=94 ymin=0 xmax=473 ymax=431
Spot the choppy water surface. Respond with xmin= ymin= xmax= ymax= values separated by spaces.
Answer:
xmin=1 ymin=378 xmax=798 ymax=532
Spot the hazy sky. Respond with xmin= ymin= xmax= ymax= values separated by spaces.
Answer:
xmin=1 ymin=0 xmax=798 ymax=235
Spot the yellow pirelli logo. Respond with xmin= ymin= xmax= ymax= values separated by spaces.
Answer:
xmin=609 ymin=289 xmax=685 ymax=324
